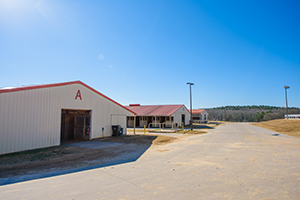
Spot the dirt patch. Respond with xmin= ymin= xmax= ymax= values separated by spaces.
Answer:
xmin=177 ymin=130 xmax=207 ymax=135
xmin=99 ymin=135 xmax=177 ymax=145
xmin=253 ymin=119 xmax=300 ymax=137
xmin=98 ymin=135 xmax=154 ymax=143
xmin=152 ymin=135 xmax=177 ymax=145
xmin=0 ymin=135 xmax=176 ymax=178
xmin=157 ymin=149 xmax=170 ymax=152
xmin=0 ymin=146 xmax=119 ymax=178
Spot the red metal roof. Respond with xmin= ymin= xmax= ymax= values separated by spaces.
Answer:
xmin=0 ymin=81 xmax=136 ymax=115
xmin=125 ymin=104 xmax=187 ymax=116
xmin=189 ymin=109 xmax=206 ymax=114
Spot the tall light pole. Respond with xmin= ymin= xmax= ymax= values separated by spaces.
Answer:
xmin=284 ymin=86 xmax=290 ymax=119
xmin=187 ymin=82 xmax=194 ymax=130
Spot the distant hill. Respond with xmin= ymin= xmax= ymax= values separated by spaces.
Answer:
xmin=205 ymin=105 xmax=300 ymax=122
xmin=211 ymin=105 xmax=299 ymax=110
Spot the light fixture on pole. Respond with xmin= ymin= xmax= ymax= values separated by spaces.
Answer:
xmin=284 ymin=86 xmax=290 ymax=119
xmin=187 ymin=82 xmax=194 ymax=130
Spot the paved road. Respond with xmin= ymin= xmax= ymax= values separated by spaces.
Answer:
xmin=1 ymin=123 xmax=300 ymax=199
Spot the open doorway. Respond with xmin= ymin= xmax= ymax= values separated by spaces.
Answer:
xmin=182 ymin=114 xmax=185 ymax=125
xmin=61 ymin=109 xmax=91 ymax=142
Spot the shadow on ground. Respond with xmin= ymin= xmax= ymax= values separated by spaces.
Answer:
xmin=272 ymin=133 xmax=280 ymax=136
xmin=185 ymin=125 xmax=215 ymax=129
xmin=0 ymin=135 xmax=157 ymax=186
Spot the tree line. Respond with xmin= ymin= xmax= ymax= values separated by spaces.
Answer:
xmin=206 ymin=105 xmax=300 ymax=122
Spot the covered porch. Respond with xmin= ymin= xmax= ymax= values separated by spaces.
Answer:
xmin=127 ymin=116 xmax=174 ymax=128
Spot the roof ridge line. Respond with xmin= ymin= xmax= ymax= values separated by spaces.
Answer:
xmin=0 ymin=81 xmax=136 ymax=115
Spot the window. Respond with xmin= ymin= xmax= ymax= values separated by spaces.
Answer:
xmin=152 ymin=116 xmax=160 ymax=121
xmin=128 ymin=116 xmax=134 ymax=120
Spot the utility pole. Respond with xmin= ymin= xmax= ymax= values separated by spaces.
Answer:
xmin=284 ymin=86 xmax=290 ymax=119
xmin=187 ymin=82 xmax=194 ymax=130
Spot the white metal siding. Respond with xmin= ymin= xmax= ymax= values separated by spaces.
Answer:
xmin=0 ymin=83 xmax=134 ymax=155
xmin=201 ymin=110 xmax=209 ymax=121
xmin=172 ymin=106 xmax=191 ymax=125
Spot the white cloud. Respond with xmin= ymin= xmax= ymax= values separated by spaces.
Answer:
xmin=98 ymin=54 xmax=104 ymax=60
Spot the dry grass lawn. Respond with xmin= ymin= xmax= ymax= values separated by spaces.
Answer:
xmin=127 ymin=129 xmax=152 ymax=133
xmin=253 ymin=119 xmax=300 ymax=137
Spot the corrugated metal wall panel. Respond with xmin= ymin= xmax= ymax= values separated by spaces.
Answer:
xmin=1 ymin=93 xmax=7 ymax=153
xmin=1 ymin=93 xmax=6 ymax=153
xmin=9 ymin=92 xmax=16 ymax=153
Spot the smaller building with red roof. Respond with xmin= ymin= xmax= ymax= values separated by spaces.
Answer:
xmin=125 ymin=104 xmax=191 ymax=128
xmin=189 ymin=109 xmax=209 ymax=123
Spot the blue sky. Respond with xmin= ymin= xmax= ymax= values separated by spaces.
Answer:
xmin=0 ymin=0 xmax=299 ymax=109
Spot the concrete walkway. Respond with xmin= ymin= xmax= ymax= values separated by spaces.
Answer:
xmin=1 ymin=123 xmax=300 ymax=199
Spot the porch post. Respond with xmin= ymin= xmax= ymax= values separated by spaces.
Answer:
xmin=134 ymin=116 xmax=136 ymax=135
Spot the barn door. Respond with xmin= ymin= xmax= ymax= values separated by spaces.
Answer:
xmin=61 ymin=109 xmax=91 ymax=142
xmin=74 ymin=113 xmax=91 ymax=140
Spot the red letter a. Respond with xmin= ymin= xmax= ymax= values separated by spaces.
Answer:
xmin=75 ymin=90 xmax=82 ymax=100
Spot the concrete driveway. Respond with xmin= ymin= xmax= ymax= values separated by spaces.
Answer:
xmin=1 ymin=123 xmax=300 ymax=199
